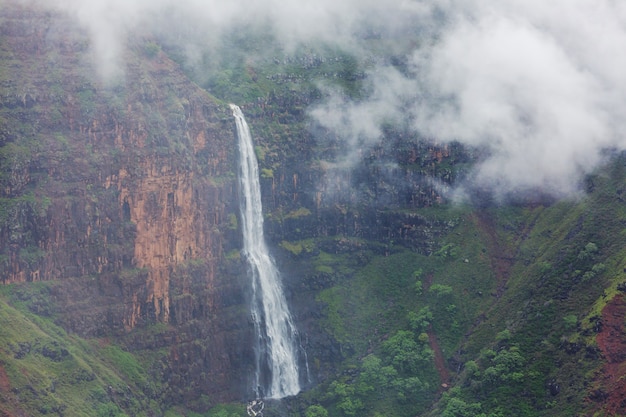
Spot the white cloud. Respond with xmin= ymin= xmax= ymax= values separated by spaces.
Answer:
xmin=15 ymin=0 xmax=626 ymax=199
xmin=307 ymin=0 xmax=626 ymax=199
xmin=409 ymin=0 xmax=626 ymax=198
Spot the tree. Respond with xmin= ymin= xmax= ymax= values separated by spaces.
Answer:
xmin=337 ymin=397 xmax=364 ymax=417
xmin=429 ymin=284 xmax=453 ymax=297
xmin=481 ymin=346 xmax=525 ymax=384
xmin=441 ymin=397 xmax=484 ymax=417
xmin=305 ymin=405 xmax=329 ymax=417
xmin=382 ymin=330 xmax=432 ymax=374
xmin=464 ymin=360 xmax=479 ymax=378
xmin=328 ymin=382 xmax=364 ymax=417
xmin=359 ymin=354 xmax=397 ymax=389
xmin=393 ymin=376 xmax=425 ymax=402
xmin=408 ymin=307 xmax=433 ymax=333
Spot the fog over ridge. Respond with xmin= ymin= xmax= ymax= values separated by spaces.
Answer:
xmin=408 ymin=0 xmax=626 ymax=199
xmin=17 ymin=0 xmax=626 ymax=199
xmin=312 ymin=0 xmax=626 ymax=199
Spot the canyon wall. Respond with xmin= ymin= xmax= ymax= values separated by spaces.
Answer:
xmin=0 ymin=0 xmax=461 ymax=406
xmin=0 ymin=2 xmax=253 ymax=403
xmin=0 ymin=1 xmax=234 ymax=319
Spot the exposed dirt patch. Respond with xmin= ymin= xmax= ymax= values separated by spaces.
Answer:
xmin=0 ymin=363 xmax=18 ymax=417
xmin=423 ymin=273 xmax=434 ymax=292
xmin=424 ymin=209 xmax=522 ymax=391
xmin=427 ymin=326 xmax=450 ymax=390
xmin=471 ymin=211 xmax=514 ymax=298
xmin=590 ymin=294 xmax=626 ymax=416
xmin=0 ymin=364 xmax=10 ymax=392
xmin=422 ymin=274 xmax=451 ymax=388
xmin=454 ymin=211 xmax=516 ymax=349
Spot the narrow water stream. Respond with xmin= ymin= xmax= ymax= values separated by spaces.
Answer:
xmin=231 ymin=104 xmax=301 ymax=399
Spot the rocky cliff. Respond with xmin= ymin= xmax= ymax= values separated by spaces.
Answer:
xmin=1 ymin=2 xmax=237 ymax=315
xmin=0 ymin=1 xmax=465 ymax=408
xmin=0 ymin=1 xmax=253 ymax=405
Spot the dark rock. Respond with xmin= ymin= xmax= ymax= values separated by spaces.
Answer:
xmin=560 ymin=341 xmax=581 ymax=355
xmin=585 ymin=345 xmax=601 ymax=360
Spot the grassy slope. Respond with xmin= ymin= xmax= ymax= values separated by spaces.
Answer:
xmin=4 ymin=175 xmax=620 ymax=417
xmin=278 ymin=206 xmax=497 ymax=416
xmin=0 ymin=280 xmax=249 ymax=417
xmin=424 ymin=159 xmax=626 ymax=417
xmin=275 ymin=159 xmax=626 ymax=417
xmin=0 ymin=283 xmax=158 ymax=416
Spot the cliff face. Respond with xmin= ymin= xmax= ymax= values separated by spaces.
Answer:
xmin=0 ymin=1 xmax=472 ymax=409
xmin=0 ymin=1 xmax=251 ymax=403
xmin=1 ymin=1 xmax=231 ymax=316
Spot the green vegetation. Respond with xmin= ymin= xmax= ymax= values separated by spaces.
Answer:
xmin=284 ymin=160 xmax=626 ymax=417
xmin=205 ymin=403 xmax=246 ymax=417
xmin=0 ymin=283 xmax=160 ymax=416
xmin=144 ymin=41 xmax=161 ymax=58
xmin=280 ymin=238 xmax=315 ymax=256
xmin=290 ymin=208 xmax=495 ymax=416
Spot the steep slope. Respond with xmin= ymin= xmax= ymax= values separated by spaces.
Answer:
xmin=2 ymin=1 xmax=626 ymax=417
xmin=0 ymin=284 xmax=158 ymax=416
xmin=422 ymin=161 xmax=626 ymax=417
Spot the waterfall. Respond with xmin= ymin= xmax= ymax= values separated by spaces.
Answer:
xmin=230 ymin=104 xmax=301 ymax=399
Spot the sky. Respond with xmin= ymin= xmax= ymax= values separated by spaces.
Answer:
xmin=20 ymin=0 xmax=626 ymax=200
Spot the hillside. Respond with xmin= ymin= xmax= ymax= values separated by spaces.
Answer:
xmin=1 ymin=1 xmax=625 ymax=416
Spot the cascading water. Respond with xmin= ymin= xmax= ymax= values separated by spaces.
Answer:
xmin=231 ymin=104 xmax=301 ymax=399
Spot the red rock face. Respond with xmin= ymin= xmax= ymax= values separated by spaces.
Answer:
xmin=0 ymin=1 xmax=237 ymax=322
xmin=0 ymin=2 xmax=249 ymax=402
xmin=0 ymin=364 xmax=10 ymax=393
xmin=591 ymin=294 xmax=626 ymax=416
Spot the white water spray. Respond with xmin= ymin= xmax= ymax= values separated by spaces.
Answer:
xmin=231 ymin=104 xmax=301 ymax=399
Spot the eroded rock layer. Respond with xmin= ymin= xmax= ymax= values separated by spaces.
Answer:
xmin=0 ymin=2 xmax=249 ymax=402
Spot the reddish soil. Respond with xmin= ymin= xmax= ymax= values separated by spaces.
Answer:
xmin=471 ymin=212 xmax=514 ymax=298
xmin=0 ymin=364 xmax=18 ymax=417
xmin=427 ymin=210 xmax=523 ymax=394
xmin=423 ymin=273 xmax=434 ymax=291
xmin=0 ymin=364 xmax=10 ymax=392
xmin=427 ymin=326 xmax=450 ymax=390
xmin=454 ymin=212 xmax=516 ymax=348
xmin=422 ymin=274 xmax=451 ymax=388
xmin=422 ymin=208 xmax=519 ymax=391
xmin=590 ymin=294 xmax=626 ymax=416
xmin=421 ymin=210 xmax=528 ymax=391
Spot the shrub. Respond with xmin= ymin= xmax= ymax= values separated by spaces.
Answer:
xmin=305 ymin=405 xmax=329 ymax=417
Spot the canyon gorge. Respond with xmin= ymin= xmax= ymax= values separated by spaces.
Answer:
xmin=2 ymin=1 xmax=626 ymax=416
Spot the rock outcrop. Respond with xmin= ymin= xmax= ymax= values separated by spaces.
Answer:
xmin=0 ymin=0 xmax=236 ymax=320
xmin=0 ymin=1 xmax=250 ymax=403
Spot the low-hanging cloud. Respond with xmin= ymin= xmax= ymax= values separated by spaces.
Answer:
xmin=409 ymin=0 xmax=626 ymax=199
xmin=16 ymin=0 xmax=626 ymax=199
xmin=21 ymin=0 xmax=429 ymax=80
xmin=311 ymin=0 xmax=626 ymax=200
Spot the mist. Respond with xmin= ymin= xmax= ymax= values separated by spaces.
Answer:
xmin=20 ymin=0 xmax=626 ymax=199
xmin=311 ymin=0 xmax=626 ymax=200
xmin=409 ymin=0 xmax=626 ymax=199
